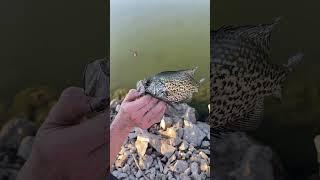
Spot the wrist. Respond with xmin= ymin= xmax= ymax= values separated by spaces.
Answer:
xmin=111 ymin=110 xmax=134 ymax=133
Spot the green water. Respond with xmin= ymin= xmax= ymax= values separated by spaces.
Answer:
xmin=110 ymin=0 xmax=210 ymax=92
xmin=212 ymin=1 xmax=320 ymax=179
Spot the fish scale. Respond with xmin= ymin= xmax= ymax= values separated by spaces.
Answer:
xmin=210 ymin=18 xmax=303 ymax=135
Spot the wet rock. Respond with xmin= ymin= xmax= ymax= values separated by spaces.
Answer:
xmin=17 ymin=136 xmax=34 ymax=160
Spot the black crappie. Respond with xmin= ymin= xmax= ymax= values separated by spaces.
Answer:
xmin=210 ymin=19 xmax=303 ymax=134
xmin=136 ymin=67 xmax=204 ymax=103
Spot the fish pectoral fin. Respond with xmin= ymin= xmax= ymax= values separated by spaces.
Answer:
xmin=229 ymin=98 xmax=264 ymax=131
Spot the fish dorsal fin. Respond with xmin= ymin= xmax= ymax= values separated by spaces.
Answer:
xmin=228 ymin=98 xmax=264 ymax=131
xmin=184 ymin=66 xmax=198 ymax=77
xmin=215 ymin=18 xmax=279 ymax=49
xmin=212 ymin=18 xmax=280 ymax=66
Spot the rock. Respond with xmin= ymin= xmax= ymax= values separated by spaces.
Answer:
xmin=196 ymin=122 xmax=210 ymax=136
xmin=138 ymin=130 xmax=175 ymax=158
xmin=183 ymin=120 xmax=206 ymax=147
xmin=160 ymin=142 xmax=176 ymax=158
xmin=135 ymin=170 xmax=143 ymax=178
xmin=185 ymin=167 xmax=191 ymax=175
xmin=190 ymin=162 xmax=199 ymax=174
xmin=17 ymin=136 xmax=34 ymax=160
xmin=110 ymin=99 xmax=120 ymax=110
xmin=128 ymin=132 xmax=137 ymax=139
xmin=199 ymin=159 xmax=209 ymax=172
xmin=115 ymin=154 xmax=128 ymax=167
xmin=201 ymin=149 xmax=210 ymax=155
xmin=118 ymin=172 xmax=128 ymax=179
xmin=160 ymin=117 xmax=173 ymax=130
xmin=172 ymin=160 xmax=188 ymax=173
xmin=183 ymin=106 xmax=197 ymax=123
xmin=213 ymin=132 xmax=281 ymax=180
xmin=135 ymin=139 xmax=148 ymax=157
xmin=199 ymin=151 xmax=209 ymax=160
xmin=157 ymin=157 xmax=164 ymax=173
xmin=180 ymin=173 xmax=191 ymax=180
xmin=169 ymin=137 xmax=182 ymax=147
xmin=159 ymin=127 xmax=177 ymax=138
xmin=179 ymin=140 xmax=189 ymax=151
xmin=201 ymin=141 xmax=210 ymax=148
xmin=191 ymin=173 xmax=202 ymax=180
xmin=0 ymin=118 xmax=36 ymax=149
xmin=115 ymin=105 xmax=121 ymax=112
xmin=139 ymin=155 xmax=153 ymax=170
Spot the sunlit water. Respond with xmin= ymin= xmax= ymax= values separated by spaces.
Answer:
xmin=110 ymin=0 xmax=210 ymax=93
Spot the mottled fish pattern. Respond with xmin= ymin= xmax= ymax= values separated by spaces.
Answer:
xmin=210 ymin=19 xmax=303 ymax=135
xmin=136 ymin=67 xmax=204 ymax=104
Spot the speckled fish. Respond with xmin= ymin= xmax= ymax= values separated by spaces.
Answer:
xmin=210 ymin=18 xmax=303 ymax=135
xmin=136 ymin=67 xmax=205 ymax=104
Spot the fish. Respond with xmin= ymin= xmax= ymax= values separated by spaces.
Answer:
xmin=136 ymin=67 xmax=205 ymax=105
xmin=210 ymin=18 xmax=303 ymax=135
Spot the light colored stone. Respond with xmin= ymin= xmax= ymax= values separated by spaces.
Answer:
xmin=160 ymin=116 xmax=173 ymax=130
xmin=199 ymin=151 xmax=209 ymax=160
xmin=159 ymin=127 xmax=177 ymax=138
xmin=135 ymin=139 xmax=148 ymax=157
xmin=179 ymin=140 xmax=189 ymax=151
xmin=115 ymin=154 xmax=128 ymax=167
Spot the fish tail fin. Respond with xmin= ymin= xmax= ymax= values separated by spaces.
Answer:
xmin=284 ymin=52 xmax=304 ymax=72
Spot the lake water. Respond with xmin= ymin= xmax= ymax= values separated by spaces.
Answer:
xmin=110 ymin=0 xmax=210 ymax=92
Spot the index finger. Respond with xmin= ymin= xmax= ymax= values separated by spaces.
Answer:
xmin=123 ymin=89 xmax=140 ymax=102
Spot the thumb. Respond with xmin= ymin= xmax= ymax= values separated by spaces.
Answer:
xmin=44 ymin=87 xmax=91 ymax=127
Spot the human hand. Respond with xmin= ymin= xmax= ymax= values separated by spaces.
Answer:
xmin=16 ymin=87 xmax=107 ymax=180
xmin=116 ymin=89 xmax=166 ymax=131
